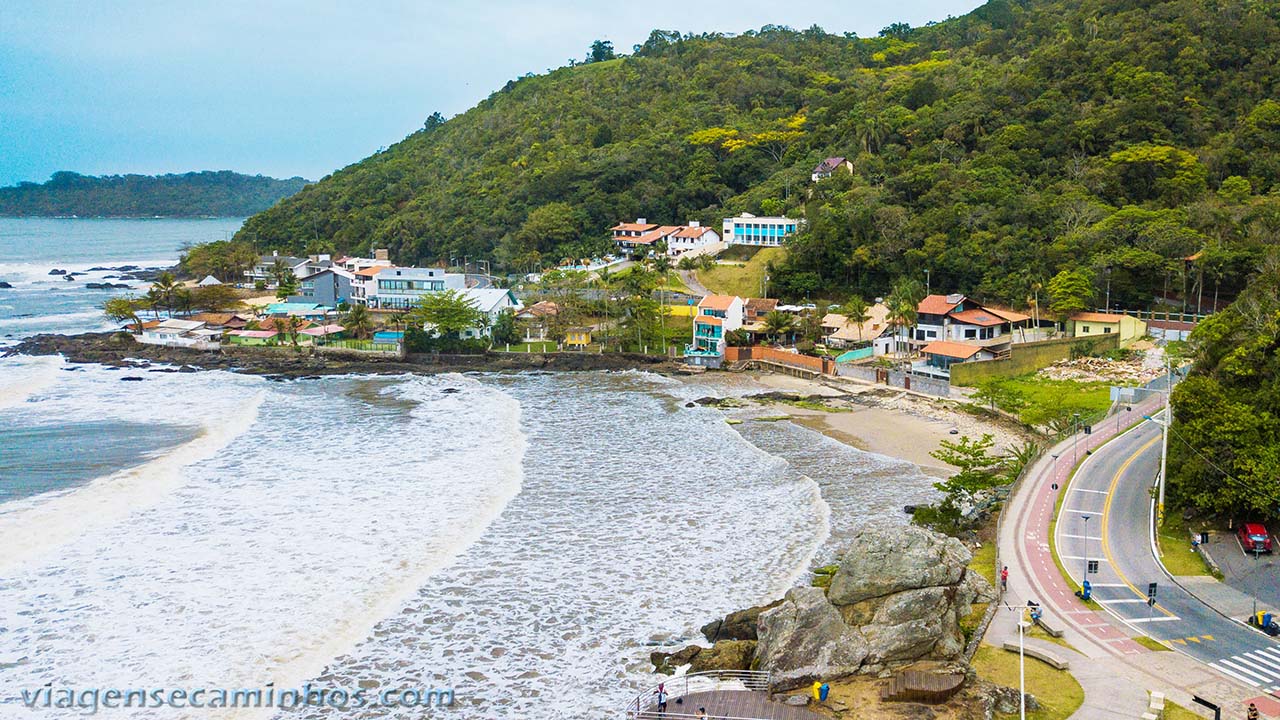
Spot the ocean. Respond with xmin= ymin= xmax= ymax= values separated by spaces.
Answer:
xmin=0 ymin=217 xmax=245 ymax=343
xmin=0 ymin=219 xmax=939 ymax=719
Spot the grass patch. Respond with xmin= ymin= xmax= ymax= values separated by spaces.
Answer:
xmin=971 ymin=541 xmax=998 ymax=585
xmin=1027 ymin=623 xmax=1077 ymax=651
xmin=754 ymin=415 xmax=792 ymax=422
xmin=1132 ymin=635 xmax=1171 ymax=652
xmin=987 ymin=374 xmax=1114 ymax=429
xmin=785 ymin=399 xmax=851 ymax=413
xmin=698 ymin=247 xmax=785 ymax=298
xmin=504 ymin=340 xmax=557 ymax=352
xmin=1157 ymin=514 xmax=1214 ymax=577
xmin=1162 ymin=700 xmax=1207 ymax=719
xmin=971 ymin=646 xmax=1085 ymax=720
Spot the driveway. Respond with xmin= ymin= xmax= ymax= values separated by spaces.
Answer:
xmin=676 ymin=269 xmax=710 ymax=297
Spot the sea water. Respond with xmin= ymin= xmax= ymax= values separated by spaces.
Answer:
xmin=0 ymin=217 xmax=244 ymax=342
xmin=0 ymin=219 xmax=939 ymax=719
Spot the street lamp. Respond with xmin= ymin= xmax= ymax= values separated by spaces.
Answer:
xmin=1072 ymin=412 xmax=1083 ymax=465
xmin=1018 ymin=619 xmax=1031 ymax=720
xmin=1139 ymin=357 xmax=1174 ymax=526
xmin=1081 ymin=514 xmax=1092 ymax=582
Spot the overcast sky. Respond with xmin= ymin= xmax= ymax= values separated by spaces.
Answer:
xmin=0 ymin=1 xmax=982 ymax=186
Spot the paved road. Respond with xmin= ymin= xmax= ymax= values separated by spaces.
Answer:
xmin=1058 ymin=417 xmax=1280 ymax=692
xmin=1203 ymin=530 xmax=1280 ymax=608
xmin=676 ymin=269 xmax=711 ymax=298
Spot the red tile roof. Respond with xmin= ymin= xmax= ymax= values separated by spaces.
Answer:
xmin=921 ymin=341 xmax=984 ymax=359
xmin=611 ymin=222 xmax=659 ymax=233
xmin=947 ymin=308 xmax=1006 ymax=327
xmin=698 ymin=295 xmax=738 ymax=311
xmin=672 ymin=226 xmax=714 ymax=239
xmin=694 ymin=315 xmax=724 ymax=326
xmin=354 ymin=266 xmax=389 ymax=277
xmin=981 ymin=306 xmax=1031 ymax=323
xmin=918 ymin=294 xmax=966 ymax=315
xmin=619 ymin=226 xmax=680 ymax=245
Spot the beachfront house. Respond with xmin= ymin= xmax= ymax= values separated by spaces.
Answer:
xmin=367 ymin=267 xmax=467 ymax=310
xmin=338 ymin=249 xmax=393 ymax=274
xmin=721 ymin=213 xmax=798 ymax=247
xmin=1068 ymin=312 xmax=1148 ymax=345
xmin=689 ymin=294 xmax=744 ymax=358
xmin=516 ymin=300 xmax=560 ymax=340
xmin=458 ymin=288 xmax=522 ymax=339
xmin=226 ymin=329 xmax=280 ymax=346
xmin=139 ymin=318 xmax=220 ymax=349
xmin=822 ymin=303 xmax=892 ymax=352
xmin=811 ymin=156 xmax=853 ymax=182
xmin=919 ymin=340 xmax=996 ymax=376
xmin=288 ymin=268 xmax=355 ymax=309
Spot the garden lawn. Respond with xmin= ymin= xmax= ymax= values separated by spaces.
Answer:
xmin=971 ymin=646 xmax=1085 ymax=720
xmin=1158 ymin=514 xmax=1214 ymax=577
xmin=698 ymin=247 xmax=785 ymax=298
xmin=995 ymin=374 xmax=1114 ymax=428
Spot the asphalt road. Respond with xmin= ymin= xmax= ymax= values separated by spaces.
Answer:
xmin=1057 ymin=418 xmax=1280 ymax=692
xmin=1203 ymin=531 xmax=1280 ymax=607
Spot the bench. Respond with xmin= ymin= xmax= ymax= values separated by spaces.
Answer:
xmin=1034 ymin=614 xmax=1065 ymax=638
xmin=1148 ymin=691 xmax=1165 ymax=717
xmin=1001 ymin=641 xmax=1070 ymax=670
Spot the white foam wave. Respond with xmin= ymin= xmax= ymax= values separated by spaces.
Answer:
xmin=0 ymin=259 xmax=177 ymax=286
xmin=0 ymin=355 xmax=64 ymax=410
xmin=0 ymin=389 xmax=266 ymax=572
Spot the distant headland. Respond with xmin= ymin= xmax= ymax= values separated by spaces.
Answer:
xmin=0 ymin=171 xmax=310 ymax=218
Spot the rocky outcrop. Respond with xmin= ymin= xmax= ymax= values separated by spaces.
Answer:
xmin=701 ymin=600 xmax=782 ymax=642
xmin=755 ymin=525 xmax=979 ymax=690
xmin=689 ymin=640 xmax=756 ymax=673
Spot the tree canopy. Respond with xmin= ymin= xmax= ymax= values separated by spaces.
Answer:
xmin=0 ymin=171 xmax=309 ymax=217
xmin=235 ymin=0 xmax=1279 ymax=311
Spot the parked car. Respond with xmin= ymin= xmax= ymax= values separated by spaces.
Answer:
xmin=1238 ymin=522 xmax=1273 ymax=554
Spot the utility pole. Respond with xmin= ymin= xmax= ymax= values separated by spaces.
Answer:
xmin=1158 ymin=356 xmax=1171 ymax=527
xmin=1081 ymin=514 xmax=1091 ymax=582
xmin=925 ymin=268 xmax=931 ymax=295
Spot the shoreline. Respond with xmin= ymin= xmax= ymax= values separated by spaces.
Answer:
xmin=688 ymin=372 xmax=1030 ymax=480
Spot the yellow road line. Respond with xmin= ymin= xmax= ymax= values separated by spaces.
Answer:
xmin=1100 ymin=434 xmax=1173 ymax=615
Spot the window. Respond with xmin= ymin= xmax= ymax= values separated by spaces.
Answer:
xmin=964 ymin=329 xmax=976 ymax=339
xmin=927 ymin=330 xmax=937 ymax=338
xmin=1103 ymin=327 xmax=1112 ymax=333
xmin=1081 ymin=325 xmax=1090 ymax=333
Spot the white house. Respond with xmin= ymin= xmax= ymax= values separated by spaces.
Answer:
xmin=811 ymin=156 xmax=853 ymax=182
xmin=459 ymin=288 xmax=522 ymax=339
xmin=339 ymin=248 xmax=393 ymax=274
xmin=365 ymin=267 xmax=467 ymax=310
xmin=690 ymin=294 xmax=744 ymax=357
xmin=721 ymin=213 xmax=799 ymax=247
xmin=245 ymin=252 xmax=309 ymax=284
xmin=666 ymin=222 xmax=722 ymax=257
xmin=139 ymin=319 xmax=220 ymax=349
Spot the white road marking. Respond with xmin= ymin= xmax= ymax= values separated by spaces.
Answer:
xmin=1098 ymin=598 xmax=1147 ymax=604
xmin=1061 ymin=555 xmax=1109 ymax=562
xmin=1213 ymin=661 xmax=1262 ymax=687
xmin=1219 ymin=658 xmax=1275 ymax=684
xmin=1125 ymin=615 xmax=1181 ymax=623
xmin=1243 ymin=651 xmax=1280 ymax=675
xmin=1087 ymin=583 xmax=1128 ymax=588
xmin=1062 ymin=534 xmax=1103 ymax=540
xmin=1073 ymin=489 xmax=1110 ymax=495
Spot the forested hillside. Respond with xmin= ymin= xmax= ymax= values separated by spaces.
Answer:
xmin=1169 ymin=249 xmax=1279 ymax=516
xmin=0 ymin=171 xmax=309 ymax=217
xmin=239 ymin=0 xmax=1280 ymax=307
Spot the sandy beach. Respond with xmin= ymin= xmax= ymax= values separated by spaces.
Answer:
xmin=694 ymin=371 xmax=1030 ymax=479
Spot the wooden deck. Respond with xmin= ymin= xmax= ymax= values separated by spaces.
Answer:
xmin=637 ymin=690 xmax=823 ymax=720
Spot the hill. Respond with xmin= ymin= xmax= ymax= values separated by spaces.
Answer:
xmin=0 ymin=171 xmax=310 ymax=218
xmin=237 ymin=0 xmax=1280 ymax=308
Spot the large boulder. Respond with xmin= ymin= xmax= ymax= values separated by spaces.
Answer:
xmin=701 ymin=600 xmax=782 ymax=642
xmin=689 ymin=640 xmax=756 ymax=673
xmin=755 ymin=587 xmax=868 ymax=689
xmin=755 ymin=525 xmax=977 ymax=690
xmin=827 ymin=525 xmax=971 ymax=605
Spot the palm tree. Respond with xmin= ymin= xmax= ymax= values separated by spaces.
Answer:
xmin=144 ymin=287 xmax=166 ymax=319
xmin=172 ymin=288 xmax=193 ymax=318
xmin=763 ymin=310 xmax=796 ymax=345
xmin=152 ymin=272 xmax=179 ymax=315
xmin=845 ymin=295 xmax=871 ymax=342
xmin=887 ymin=278 xmax=925 ymax=358
xmin=282 ymin=315 xmax=304 ymax=347
xmin=342 ymin=303 xmax=374 ymax=339
xmin=103 ymin=296 xmax=142 ymax=333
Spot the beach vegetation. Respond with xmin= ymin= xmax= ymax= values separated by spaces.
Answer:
xmin=103 ymin=296 xmax=143 ymax=333
xmin=341 ymin=303 xmax=375 ymax=340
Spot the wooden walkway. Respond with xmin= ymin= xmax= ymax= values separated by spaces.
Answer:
xmin=637 ymin=690 xmax=823 ymax=720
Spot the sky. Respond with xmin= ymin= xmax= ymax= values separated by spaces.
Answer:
xmin=0 ymin=1 xmax=983 ymax=187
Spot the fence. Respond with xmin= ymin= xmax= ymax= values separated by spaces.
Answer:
xmin=948 ymin=333 xmax=1118 ymax=387
xmin=834 ymin=363 xmax=951 ymax=397
xmin=724 ymin=346 xmax=835 ymax=375
xmin=624 ymin=671 xmax=772 ymax=720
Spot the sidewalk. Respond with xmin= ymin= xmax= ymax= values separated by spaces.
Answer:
xmin=993 ymin=400 xmax=1265 ymax=717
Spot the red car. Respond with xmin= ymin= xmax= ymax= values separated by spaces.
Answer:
xmin=1238 ymin=523 xmax=1273 ymax=554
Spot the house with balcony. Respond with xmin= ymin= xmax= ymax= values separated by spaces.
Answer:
xmin=367 ymin=267 xmax=467 ymax=310
xmin=139 ymin=319 xmax=221 ymax=349
xmin=688 ymin=295 xmax=744 ymax=366
xmin=245 ymin=252 xmax=309 ymax=285
xmin=666 ymin=223 xmax=722 ymax=257
xmin=919 ymin=340 xmax=997 ymax=376
xmin=338 ymin=248 xmax=393 ymax=274
xmin=721 ymin=213 xmax=799 ymax=247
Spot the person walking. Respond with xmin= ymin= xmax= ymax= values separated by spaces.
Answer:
xmin=1000 ymin=565 xmax=1009 ymax=592
xmin=654 ymin=684 xmax=668 ymax=716
xmin=1248 ymin=702 xmax=1259 ymax=720
xmin=694 ymin=708 xmax=708 ymax=720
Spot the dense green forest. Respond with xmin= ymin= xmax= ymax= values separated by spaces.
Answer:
xmin=0 ymin=171 xmax=309 ymax=217
xmin=238 ymin=0 xmax=1279 ymax=309
xmin=1169 ymin=249 xmax=1279 ymax=517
